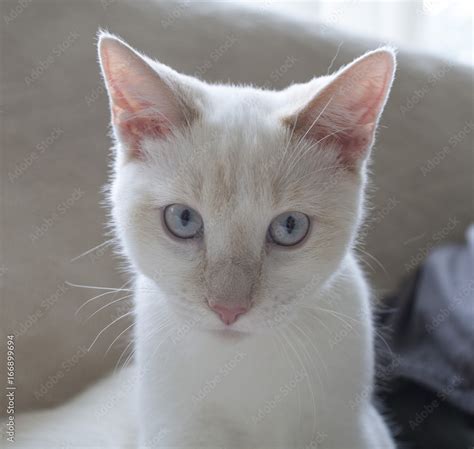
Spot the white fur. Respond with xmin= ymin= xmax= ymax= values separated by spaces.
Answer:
xmin=9 ymin=34 xmax=396 ymax=448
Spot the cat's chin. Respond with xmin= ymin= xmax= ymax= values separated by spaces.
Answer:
xmin=206 ymin=328 xmax=252 ymax=339
xmin=190 ymin=315 xmax=255 ymax=336
xmin=195 ymin=315 xmax=287 ymax=337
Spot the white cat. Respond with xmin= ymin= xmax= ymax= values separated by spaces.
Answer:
xmin=10 ymin=33 xmax=396 ymax=448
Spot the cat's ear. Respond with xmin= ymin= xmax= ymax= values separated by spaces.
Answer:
xmin=286 ymin=48 xmax=396 ymax=169
xmin=98 ymin=32 xmax=192 ymax=159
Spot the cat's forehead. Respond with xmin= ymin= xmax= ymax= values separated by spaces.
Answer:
xmin=143 ymin=83 xmax=340 ymax=214
xmin=146 ymin=114 xmax=337 ymax=218
xmin=173 ymin=119 xmax=284 ymax=210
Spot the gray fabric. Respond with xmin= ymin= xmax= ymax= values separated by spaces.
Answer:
xmin=1 ymin=0 xmax=473 ymax=414
xmin=379 ymin=225 xmax=474 ymax=414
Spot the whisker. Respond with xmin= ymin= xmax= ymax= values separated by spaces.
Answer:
xmin=75 ymin=279 xmax=134 ymax=316
xmin=66 ymin=281 xmax=134 ymax=292
xmin=69 ymin=239 xmax=114 ymax=262
xmin=290 ymin=163 xmax=352 ymax=185
xmin=286 ymin=125 xmax=356 ymax=176
xmin=284 ymin=95 xmax=335 ymax=174
xmin=295 ymin=95 xmax=334 ymax=149
xmin=121 ymin=345 xmax=137 ymax=371
xmin=300 ymin=307 xmax=332 ymax=335
xmin=280 ymin=327 xmax=318 ymax=442
xmin=357 ymin=247 xmax=389 ymax=276
xmin=326 ymin=41 xmax=344 ymax=75
xmin=306 ymin=306 xmax=394 ymax=356
xmin=288 ymin=324 xmax=326 ymax=445
xmin=75 ymin=289 xmax=122 ymax=316
xmin=87 ymin=311 xmax=135 ymax=353
xmin=358 ymin=255 xmax=376 ymax=273
xmin=276 ymin=111 xmax=300 ymax=174
xmin=292 ymin=321 xmax=329 ymax=380
xmin=105 ymin=321 xmax=135 ymax=357
xmin=276 ymin=329 xmax=302 ymax=429
xmin=142 ymin=324 xmax=177 ymax=370
xmin=307 ymin=307 xmax=355 ymax=331
xmin=115 ymin=339 xmax=135 ymax=372
xmin=84 ymin=294 xmax=133 ymax=322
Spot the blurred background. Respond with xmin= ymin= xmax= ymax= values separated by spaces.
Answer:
xmin=250 ymin=0 xmax=473 ymax=66
xmin=1 ymin=1 xmax=473 ymax=448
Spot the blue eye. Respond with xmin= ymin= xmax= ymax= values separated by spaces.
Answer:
xmin=164 ymin=204 xmax=203 ymax=239
xmin=268 ymin=212 xmax=310 ymax=246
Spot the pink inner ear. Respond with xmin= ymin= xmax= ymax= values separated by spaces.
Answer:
xmin=110 ymin=85 xmax=174 ymax=159
xmin=296 ymin=95 xmax=377 ymax=168
xmin=104 ymin=63 xmax=174 ymax=158
xmin=114 ymin=110 xmax=174 ymax=159
xmin=290 ymin=50 xmax=395 ymax=169
xmin=335 ymin=123 xmax=375 ymax=167
xmin=99 ymin=36 xmax=186 ymax=159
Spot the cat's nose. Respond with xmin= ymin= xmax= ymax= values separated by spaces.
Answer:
xmin=210 ymin=304 xmax=248 ymax=325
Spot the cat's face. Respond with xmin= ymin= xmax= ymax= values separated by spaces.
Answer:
xmin=99 ymin=33 xmax=395 ymax=333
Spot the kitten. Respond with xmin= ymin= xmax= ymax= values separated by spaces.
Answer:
xmin=11 ymin=33 xmax=396 ymax=448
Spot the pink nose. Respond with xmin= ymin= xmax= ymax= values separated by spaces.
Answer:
xmin=210 ymin=304 xmax=248 ymax=325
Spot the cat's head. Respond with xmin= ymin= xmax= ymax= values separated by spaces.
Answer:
xmin=98 ymin=32 xmax=395 ymax=333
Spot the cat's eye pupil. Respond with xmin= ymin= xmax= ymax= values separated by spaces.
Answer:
xmin=286 ymin=215 xmax=296 ymax=234
xmin=180 ymin=209 xmax=190 ymax=226
xmin=164 ymin=204 xmax=203 ymax=239
xmin=268 ymin=211 xmax=310 ymax=247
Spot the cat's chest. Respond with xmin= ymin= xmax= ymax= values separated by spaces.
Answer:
xmin=137 ymin=328 xmax=349 ymax=448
